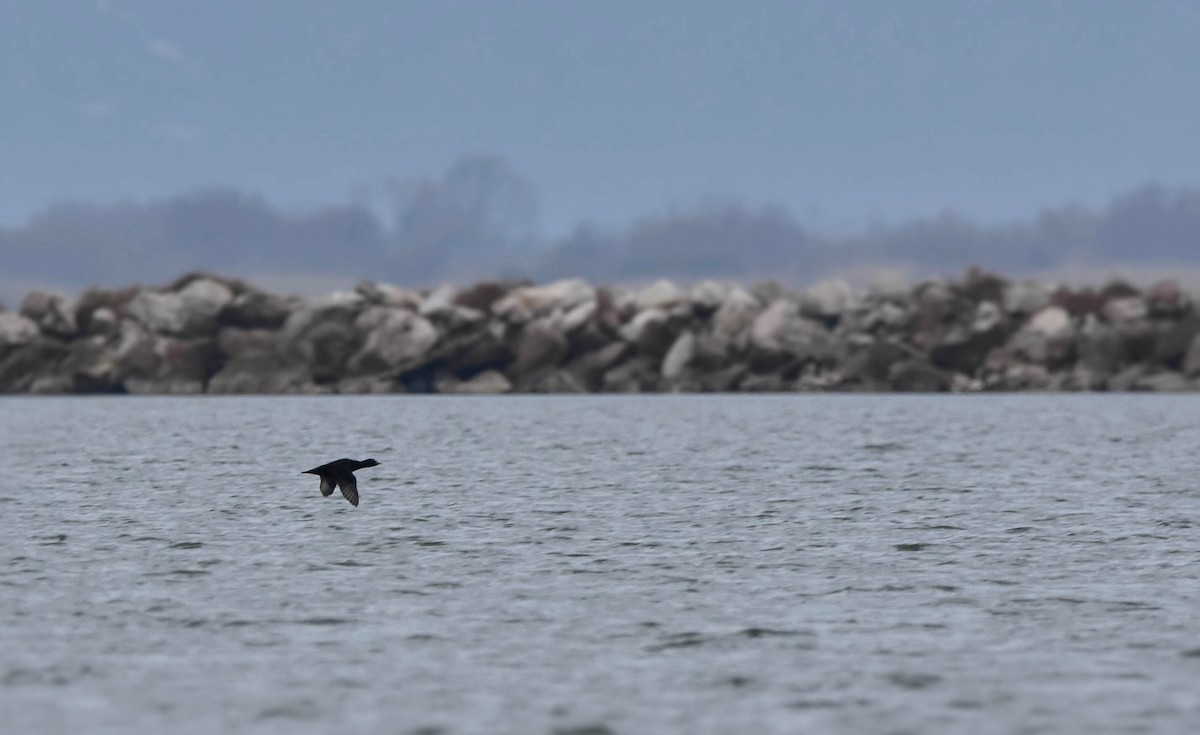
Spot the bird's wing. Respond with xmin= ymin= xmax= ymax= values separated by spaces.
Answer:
xmin=337 ymin=473 xmax=359 ymax=507
xmin=319 ymin=475 xmax=336 ymax=497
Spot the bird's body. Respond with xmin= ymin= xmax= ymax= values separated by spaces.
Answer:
xmin=302 ymin=458 xmax=379 ymax=507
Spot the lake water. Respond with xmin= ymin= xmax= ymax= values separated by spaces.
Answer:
xmin=1 ymin=394 xmax=1198 ymax=734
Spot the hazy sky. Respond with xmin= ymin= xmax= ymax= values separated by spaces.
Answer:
xmin=3 ymin=0 xmax=1198 ymax=234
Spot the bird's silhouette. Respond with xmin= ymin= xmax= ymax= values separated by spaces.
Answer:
xmin=302 ymin=458 xmax=379 ymax=507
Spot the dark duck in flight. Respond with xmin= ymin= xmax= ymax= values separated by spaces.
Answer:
xmin=302 ymin=458 xmax=379 ymax=507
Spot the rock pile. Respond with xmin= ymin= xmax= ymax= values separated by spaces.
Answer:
xmin=3 ymin=269 xmax=1200 ymax=394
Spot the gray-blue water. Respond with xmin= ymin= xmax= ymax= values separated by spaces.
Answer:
xmin=1 ymin=395 xmax=1198 ymax=734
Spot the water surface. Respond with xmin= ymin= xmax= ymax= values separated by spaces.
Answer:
xmin=1 ymin=395 xmax=1198 ymax=734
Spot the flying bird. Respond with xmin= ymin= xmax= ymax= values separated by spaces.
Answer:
xmin=302 ymin=458 xmax=379 ymax=507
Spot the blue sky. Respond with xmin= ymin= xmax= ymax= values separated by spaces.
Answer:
xmin=2 ymin=0 xmax=1198 ymax=235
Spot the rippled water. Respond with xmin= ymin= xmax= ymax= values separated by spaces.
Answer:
xmin=1 ymin=394 xmax=1199 ymax=734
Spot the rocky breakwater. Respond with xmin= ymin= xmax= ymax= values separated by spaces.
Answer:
xmin=3 ymin=269 xmax=1200 ymax=394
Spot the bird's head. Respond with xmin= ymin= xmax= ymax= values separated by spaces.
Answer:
xmin=361 ymin=458 xmax=380 ymax=467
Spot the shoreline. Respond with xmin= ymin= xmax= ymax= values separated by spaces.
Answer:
xmin=2 ymin=269 xmax=1198 ymax=394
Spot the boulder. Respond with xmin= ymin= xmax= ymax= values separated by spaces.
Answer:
xmin=526 ymin=369 xmax=588 ymax=394
xmin=217 ymin=327 xmax=280 ymax=360
xmin=417 ymin=283 xmax=459 ymax=319
xmin=1003 ymin=279 xmax=1057 ymax=315
xmin=123 ymin=377 xmax=205 ymax=395
xmin=19 ymin=290 xmax=77 ymax=337
xmin=355 ymin=280 xmax=423 ymax=309
xmin=114 ymin=320 xmax=160 ymax=380
xmin=0 ymin=313 xmax=40 ymax=355
xmin=61 ymin=336 xmax=120 ymax=392
xmin=960 ymin=268 xmax=1007 ymax=304
xmin=800 ymin=278 xmax=857 ymax=321
xmin=1135 ymin=371 xmax=1192 ymax=392
xmin=750 ymin=300 xmax=836 ymax=368
xmin=563 ymin=342 xmax=630 ymax=390
xmin=840 ymin=339 xmax=910 ymax=387
xmin=636 ymin=279 xmax=687 ymax=311
xmin=1102 ymin=297 xmax=1148 ymax=324
xmin=868 ymin=273 xmax=911 ymax=303
xmin=124 ymin=278 xmax=233 ymax=337
xmin=711 ymin=287 xmax=761 ymax=349
xmin=513 ymin=317 xmax=569 ymax=377
xmin=346 ymin=308 xmax=438 ymax=375
xmin=280 ymin=294 xmax=364 ymax=379
xmin=219 ymin=289 xmax=292 ymax=329
xmin=156 ymin=338 xmax=219 ymax=385
xmin=861 ymin=302 xmax=908 ymax=332
xmin=1147 ymin=279 xmax=1185 ymax=316
xmin=0 ymin=341 xmax=67 ymax=393
xmin=888 ymin=359 xmax=952 ymax=392
xmin=1183 ymin=334 xmax=1200 ymax=378
xmin=689 ymin=281 xmax=733 ymax=312
xmin=492 ymin=279 xmax=595 ymax=322
xmin=929 ymin=301 xmax=1008 ymax=374
xmin=1011 ymin=306 xmax=1075 ymax=364
xmin=85 ymin=308 xmax=119 ymax=338
xmin=208 ymin=355 xmax=314 ymax=394
xmin=436 ymin=369 xmax=513 ymax=395
xmin=1075 ymin=316 xmax=1122 ymax=377
xmin=661 ymin=330 xmax=696 ymax=380
xmin=602 ymin=357 xmax=660 ymax=392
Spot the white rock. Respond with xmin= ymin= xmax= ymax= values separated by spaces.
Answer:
xmin=711 ymin=287 xmax=761 ymax=344
xmin=619 ymin=308 xmax=668 ymax=344
xmin=1027 ymin=306 xmax=1072 ymax=339
xmin=801 ymin=278 xmax=858 ymax=317
xmin=0 ymin=312 xmax=39 ymax=347
xmin=419 ymin=284 xmax=458 ymax=317
xmin=1003 ymin=279 xmax=1057 ymax=315
xmin=689 ymin=280 xmax=733 ymax=311
xmin=636 ymin=279 xmax=686 ymax=310
xmin=661 ymin=330 xmax=696 ymax=379
xmin=1102 ymin=296 xmax=1147 ymax=323
xmin=440 ymin=369 xmax=512 ymax=395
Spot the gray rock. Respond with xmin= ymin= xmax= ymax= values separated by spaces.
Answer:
xmin=492 ymin=279 xmax=595 ymax=322
xmin=1135 ymin=371 xmax=1193 ymax=392
xmin=0 ymin=313 xmax=40 ymax=354
xmin=527 ymin=369 xmax=587 ymax=394
xmin=602 ymin=357 xmax=659 ymax=392
xmin=437 ymin=369 xmax=512 ymax=395
xmin=711 ymin=287 xmax=760 ymax=349
xmin=1076 ymin=316 xmax=1122 ymax=377
xmin=1102 ymin=296 xmax=1148 ymax=324
xmin=800 ymin=278 xmax=857 ymax=320
xmin=514 ymin=317 xmax=569 ymax=377
xmin=124 ymin=278 xmax=233 ymax=337
xmin=1003 ymin=279 xmax=1057 ymax=315
xmin=750 ymin=300 xmax=833 ymax=362
xmin=220 ymin=289 xmax=292 ymax=329
xmin=0 ymin=341 xmax=67 ymax=393
xmin=618 ymin=308 xmax=672 ymax=354
xmin=1183 ymin=333 xmax=1200 ymax=377
xmin=564 ymin=342 xmax=630 ymax=390
xmin=347 ymin=309 xmax=438 ymax=376
xmin=661 ymin=330 xmax=696 ymax=380
xmin=123 ymin=378 xmax=205 ymax=395
xmin=20 ymin=290 xmax=77 ymax=337
xmin=355 ymin=281 xmax=423 ymax=309
xmin=636 ymin=279 xmax=687 ymax=310
xmin=888 ymin=359 xmax=952 ymax=392
xmin=418 ymin=284 xmax=458 ymax=318
xmin=689 ymin=280 xmax=733 ymax=312
xmin=208 ymin=355 xmax=314 ymax=394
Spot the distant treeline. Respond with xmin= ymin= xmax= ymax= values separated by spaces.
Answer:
xmin=3 ymin=155 xmax=1200 ymax=295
